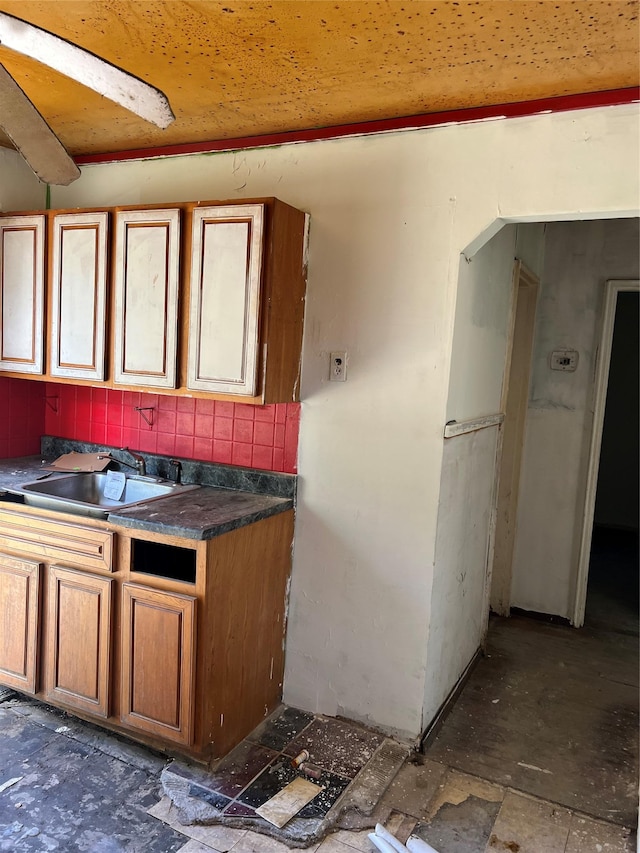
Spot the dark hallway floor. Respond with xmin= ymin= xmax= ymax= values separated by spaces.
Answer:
xmin=585 ymin=526 xmax=639 ymax=637
xmin=426 ymin=610 xmax=639 ymax=832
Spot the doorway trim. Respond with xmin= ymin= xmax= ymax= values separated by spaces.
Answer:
xmin=489 ymin=260 xmax=539 ymax=616
xmin=572 ymin=278 xmax=640 ymax=626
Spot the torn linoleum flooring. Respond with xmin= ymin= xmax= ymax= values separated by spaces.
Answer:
xmin=0 ymin=688 xmax=635 ymax=851
xmin=161 ymin=708 xmax=409 ymax=847
xmin=0 ymin=688 xmax=186 ymax=852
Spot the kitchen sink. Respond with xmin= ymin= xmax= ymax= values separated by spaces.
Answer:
xmin=11 ymin=472 xmax=200 ymax=519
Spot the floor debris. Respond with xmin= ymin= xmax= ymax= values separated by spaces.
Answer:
xmin=0 ymin=776 xmax=22 ymax=793
xmin=256 ymin=777 xmax=325 ymax=827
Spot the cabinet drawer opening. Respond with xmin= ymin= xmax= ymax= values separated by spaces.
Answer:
xmin=131 ymin=540 xmax=196 ymax=584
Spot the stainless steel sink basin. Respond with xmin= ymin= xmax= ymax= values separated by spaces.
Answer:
xmin=12 ymin=472 xmax=200 ymax=519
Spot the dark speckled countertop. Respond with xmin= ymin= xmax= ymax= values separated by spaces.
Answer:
xmin=0 ymin=456 xmax=53 ymax=490
xmin=108 ymin=488 xmax=291 ymax=540
xmin=0 ymin=455 xmax=293 ymax=541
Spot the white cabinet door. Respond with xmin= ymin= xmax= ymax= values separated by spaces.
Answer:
xmin=187 ymin=204 xmax=264 ymax=396
xmin=114 ymin=209 xmax=180 ymax=388
xmin=0 ymin=216 xmax=45 ymax=374
xmin=51 ymin=212 xmax=108 ymax=380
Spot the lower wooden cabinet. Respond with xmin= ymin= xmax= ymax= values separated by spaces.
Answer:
xmin=0 ymin=553 xmax=40 ymax=694
xmin=120 ymin=583 xmax=196 ymax=746
xmin=45 ymin=566 xmax=112 ymax=717
xmin=0 ymin=505 xmax=293 ymax=760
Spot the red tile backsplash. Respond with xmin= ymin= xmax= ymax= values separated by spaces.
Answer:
xmin=42 ymin=383 xmax=300 ymax=473
xmin=0 ymin=378 xmax=45 ymax=459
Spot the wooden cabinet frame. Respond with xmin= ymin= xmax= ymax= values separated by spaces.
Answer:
xmin=46 ymin=565 xmax=112 ymax=717
xmin=187 ymin=204 xmax=264 ymax=396
xmin=50 ymin=212 xmax=109 ymax=380
xmin=0 ymin=494 xmax=294 ymax=762
xmin=0 ymin=215 xmax=45 ymax=374
xmin=0 ymin=198 xmax=307 ymax=403
xmin=113 ymin=209 xmax=181 ymax=389
xmin=0 ymin=553 xmax=41 ymax=694
xmin=120 ymin=582 xmax=196 ymax=746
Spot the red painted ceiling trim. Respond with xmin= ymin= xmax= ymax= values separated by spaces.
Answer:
xmin=75 ymin=87 xmax=640 ymax=165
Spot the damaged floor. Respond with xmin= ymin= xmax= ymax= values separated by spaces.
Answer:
xmin=0 ymin=685 xmax=636 ymax=852
xmin=1 ymin=532 xmax=637 ymax=853
xmin=427 ymin=613 xmax=639 ymax=828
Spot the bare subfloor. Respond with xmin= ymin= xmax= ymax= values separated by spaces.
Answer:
xmin=0 ymin=673 xmax=636 ymax=852
xmin=1 ymin=565 xmax=638 ymax=853
xmin=427 ymin=612 xmax=639 ymax=830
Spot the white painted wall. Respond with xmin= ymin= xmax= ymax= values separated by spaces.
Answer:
xmin=511 ymin=218 xmax=640 ymax=618
xmin=515 ymin=223 xmax=546 ymax=281
xmin=0 ymin=149 xmax=45 ymax=211
xmin=428 ymin=222 xmax=545 ymax=725
xmin=425 ymin=426 xmax=499 ymax=724
xmin=447 ymin=224 xmax=518 ymax=423
xmin=3 ymin=103 xmax=635 ymax=739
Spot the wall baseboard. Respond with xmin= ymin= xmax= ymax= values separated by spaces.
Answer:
xmin=509 ymin=606 xmax=572 ymax=627
xmin=418 ymin=647 xmax=482 ymax=753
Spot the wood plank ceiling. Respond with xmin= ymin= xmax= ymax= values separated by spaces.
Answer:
xmin=0 ymin=0 xmax=637 ymax=157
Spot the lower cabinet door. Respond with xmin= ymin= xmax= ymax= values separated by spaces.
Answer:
xmin=46 ymin=566 xmax=112 ymax=717
xmin=120 ymin=583 xmax=196 ymax=746
xmin=0 ymin=554 xmax=41 ymax=694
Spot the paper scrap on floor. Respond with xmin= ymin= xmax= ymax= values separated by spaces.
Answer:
xmin=255 ymin=777 xmax=324 ymax=828
xmin=44 ymin=452 xmax=111 ymax=472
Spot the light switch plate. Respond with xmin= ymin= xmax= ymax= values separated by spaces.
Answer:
xmin=550 ymin=349 xmax=578 ymax=371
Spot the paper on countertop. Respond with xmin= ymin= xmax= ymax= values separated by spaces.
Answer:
xmin=255 ymin=777 xmax=324 ymax=828
xmin=43 ymin=452 xmax=111 ymax=473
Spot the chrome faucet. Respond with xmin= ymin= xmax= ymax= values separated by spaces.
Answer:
xmin=117 ymin=448 xmax=146 ymax=476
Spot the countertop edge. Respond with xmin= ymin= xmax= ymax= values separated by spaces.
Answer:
xmin=0 ymin=455 xmax=295 ymax=541
xmin=108 ymin=497 xmax=294 ymax=541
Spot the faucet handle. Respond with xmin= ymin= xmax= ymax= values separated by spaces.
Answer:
xmin=169 ymin=459 xmax=182 ymax=484
xmin=119 ymin=447 xmax=146 ymax=476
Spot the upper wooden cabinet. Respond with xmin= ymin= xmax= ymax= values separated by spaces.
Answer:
xmin=114 ymin=209 xmax=181 ymax=389
xmin=0 ymin=198 xmax=307 ymax=403
xmin=0 ymin=215 xmax=45 ymax=375
xmin=187 ymin=204 xmax=264 ymax=396
xmin=51 ymin=212 xmax=109 ymax=380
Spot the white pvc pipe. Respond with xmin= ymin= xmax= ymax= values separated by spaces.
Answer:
xmin=406 ymin=836 xmax=440 ymax=853
xmin=368 ymin=834 xmax=403 ymax=853
xmin=374 ymin=823 xmax=409 ymax=853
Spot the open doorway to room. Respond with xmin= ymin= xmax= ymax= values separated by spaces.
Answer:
xmin=424 ymin=219 xmax=639 ymax=838
xmin=584 ymin=289 xmax=639 ymax=636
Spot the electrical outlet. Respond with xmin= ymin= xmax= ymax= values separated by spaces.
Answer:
xmin=330 ymin=351 xmax=347 ymax=381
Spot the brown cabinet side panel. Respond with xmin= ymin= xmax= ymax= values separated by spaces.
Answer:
xmin=0 ymin=554 xmax=40 ymax=693
xmin=262 ymin=201 xmax=307 ymax=403
xmin=46 ymin=566 xmax=112 ymax=717
xmin=120 ymin=583 xmax=196 ymax=746
xmin=203 ymin=510 xmax=294 ymax=758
